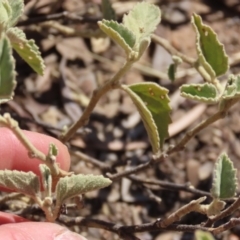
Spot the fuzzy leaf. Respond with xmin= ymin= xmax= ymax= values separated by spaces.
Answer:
xmin=211 ymin=153 xmax=237 ymax=199
xmin=195 ymin=230 xmax=215 ymax=240
xmin=180 ymin=83 xmax=218 ymax=103
xmin=0 ymin=35 xmax=16 ymax=103
xmin=122 ymin=83 xmax=171 ymax=152
xmin=122 ymin=85 xmax=159 ymax=153
xmin=7 ymin=0 xmax=24 ymax=27
xmin=39 ymin=164 xmax=52 ymax=196
xmin=123 ymin=2 xmax=161 ymax=49
xmin=7 ymin=27 xmax=45 ymax=75
xmin=98 ymin=20 xmax=135 ymax=56
xmin=56 ymin=174 xmax=112 ymax=205
xmin=0 ymin=170 xmax=40 ymax=197
xmin=102 ymin=0 xmax=116 ymax=20
xmin=221 ymin=75 xmax=240 ymax=100
xmin=192 ymin=14 xmax=229 ymax=77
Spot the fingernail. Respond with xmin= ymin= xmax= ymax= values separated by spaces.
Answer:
xmin=54 ymin=230 xmax=87 ymax=240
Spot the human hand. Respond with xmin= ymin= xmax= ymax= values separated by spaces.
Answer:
xmin=0 ymin=128 xmax=87 ymax=240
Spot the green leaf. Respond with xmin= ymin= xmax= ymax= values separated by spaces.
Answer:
xmin=0 ymin=170 xmax=40 ymax=197
xmin=0 ymin=35 xmax=16 ymax=104
xmin=102 ymin=0 xmax=116 ymax=20
xmin=98 ymin=20 xmax=136 ymax=56
xmin=56 ymin=174 xmax=112 ymax=205
xmin=211 ymin=153 xmax=237 ymax=199
xmin=221 ymin=75 xmax=240 ymax=100
xmin=122 ymin=82 xmax=171 ymax=152
xmin=39 ymin=164 xmax=52 ymax=196
xmin=48 ymin=143 xmax=58 ymax=157
xmin=180 ymin=83 xmax=218 ymax=104
xmin=192 ymin=14 xmax=229 ymax=77
xmin=7 ymin=0 xmax=24 ymax=27
xmin=7 ymin=27 xmax=45 ymax=75
xmin=195 ymin=230 xmax=215 ymax=240
xmin=123 ymin=2 xmax=161 ymax=49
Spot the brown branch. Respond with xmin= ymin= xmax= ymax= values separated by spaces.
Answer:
xmin=107 ymin=161 xmax=152 ymax=181
xmin=167 ymin=98 xmax=239 ymax=154
xmin=59 ymin=215 xmax=215 ymax=236
xmin=159 ymin=197 xmax=206 ymax=228
xmin=17 ymin=11 xmax=100 ymax=26
xmin=129 ymin=175 xmax=211 ymax=197
xmin=71 ymin=150 xmax=113 ymax=172
xmin=212 ymin=217 xmax=240 ymax=235
xmin=151 ymin=34 xmax=195 ymax=65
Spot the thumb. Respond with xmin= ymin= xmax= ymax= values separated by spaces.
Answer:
xmin=0 ymin=221 xmax=87 ymax=240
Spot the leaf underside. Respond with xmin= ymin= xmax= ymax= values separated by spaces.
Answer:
xmin=56 ymin=174 xmax=112 ymax=205
xmin=192 ymin=14 xmax=229 ymax=77
xmin=123 ymin=2 xmax=161 ymax=45
xmin=180 ymin=83 xmax=218 ymax=104
xmin=0 ymin=170 xmax=40 ymax=197
xmin=7 ymin=27 xmax=45 ymax=75
xmin=210 ymin=153 xmax=237 ymax=199
xmin=98 ymin=20 xmax=135 ymax=55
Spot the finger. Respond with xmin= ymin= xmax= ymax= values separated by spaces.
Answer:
xmin=0 ymin=212 xmax=28 ymax=225
xmin=0 ymin=222 xmax=87 ymax=240
xmin=0 ymin=128 xmax=70 ymax=176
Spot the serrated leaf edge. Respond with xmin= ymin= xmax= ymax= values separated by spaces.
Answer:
xmin=192 ymin=13 xmax=229 ymax=77
xmin=98 ymin=19 xmax=135 ymax=56
xmin=180 ymin=83 xmax=218 ymax=104
xmin=121 ymin=84 xmax=160 ymax=153
xmin=211 ymin=152 xmax=238 ymax=199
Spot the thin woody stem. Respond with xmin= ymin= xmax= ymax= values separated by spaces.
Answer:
xmin=60 ymin=60 xmax=134 ymax=143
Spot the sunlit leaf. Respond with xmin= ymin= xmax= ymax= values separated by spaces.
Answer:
xmin=192 ymin=14 xmax=229 ymax=77
xmin=180 ymin=83 xmax=218 ymax=103
xmin=122 ymin=82 xmax=171 ymax=152
xmin=0 ymin=170 xmax=40 ymax=197
xmin=0 ymin=35 xmax=16 ymax=103
xmin=211 ymin=153 xmax=237 ymax=199
xmin=7 ymin=27 xmax=45 ymax=75
xmin=56 ymin=174 xmax=112 ymax=205
xmin=123 ymin=2 xmax=161 ymax=49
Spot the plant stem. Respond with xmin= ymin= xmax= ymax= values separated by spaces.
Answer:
xmin=60 ymin=61 xmax=134 ymax=143
xmin=168 ymin=98 xmax=238 ymax=154
xmin=151 ymin=34 xmax=195 ymax=65
xmin=152 ymin=34 xmax=223 ymax=91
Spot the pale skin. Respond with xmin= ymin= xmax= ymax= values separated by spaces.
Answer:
xmin=0 ymin=128 xmax=87 ymax=240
